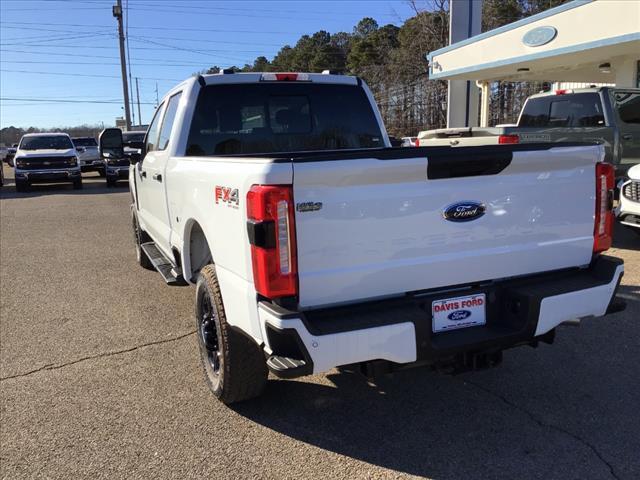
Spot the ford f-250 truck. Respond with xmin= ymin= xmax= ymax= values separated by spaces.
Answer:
xmin=418 ymin=87 xmax=640 ymax=180
xmin=100 ymin=72 xmax=625 ymax=404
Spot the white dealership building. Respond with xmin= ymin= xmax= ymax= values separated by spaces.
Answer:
xmin=430 ymin=0 xmax=640 ymax=127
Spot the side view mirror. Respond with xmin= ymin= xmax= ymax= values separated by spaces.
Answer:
xmin=99 ymin=128 xmax=124 ymax=160
xmin=76 ymin=146 xmax=86 ymax=153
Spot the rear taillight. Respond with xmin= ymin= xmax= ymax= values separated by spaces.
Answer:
xmin=246 ymin=185 xmax=298 ymax=298
xmin=593 ymin=162 xmax=615 ymax=254
xmin=498 ymin=134 xmax=519 ymax=144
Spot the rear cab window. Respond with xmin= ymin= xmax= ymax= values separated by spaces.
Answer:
xmin=519 ymin=93 xmax=605 ymax=127
xmin=72 ymin=138 xmax=98 ymax=147
xmin=186 ymin=83 xmax=384 ymax=156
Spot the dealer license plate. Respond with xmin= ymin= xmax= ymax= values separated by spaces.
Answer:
xmin=432 ymin=293 xmax=486 ymax=333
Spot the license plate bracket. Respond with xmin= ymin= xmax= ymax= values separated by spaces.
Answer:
xmin=432 ymin=293 xmax=486 ymax=333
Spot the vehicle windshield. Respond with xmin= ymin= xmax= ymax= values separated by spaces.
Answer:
xmin=122 ymin=132 xmax=145 ymax=145
xmin=72 ymin=138 xmax=97 ymax=147
xmin=19 ymin=136 xmax=73 ymax=150
xmin=186 ymin=83 xmax=384 ymax=156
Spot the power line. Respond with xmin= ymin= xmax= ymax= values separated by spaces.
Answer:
xmin=1 ymin=60 xmax=214 ymax=68
xmin=0 ymin=21 xmax=306 ymax=36
xmin=127 ymin=34 xmax=283 ymax=48
xmin=0 ymin=48 xmax=267 ymax=60
xmin=1 ymin=97 xmax=156 ymax=105
xmin=0 ymin=69 xmax=181 ymax=82
xmin=1 ymin=33 xmax=115 ymax=46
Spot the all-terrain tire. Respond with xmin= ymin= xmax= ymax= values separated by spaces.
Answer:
xmin=72 ymin=179 xmax=83 ymax=190
xmin=196 ymin=264 xmax=268 ymax=404
xmin=131 ymin=207 xmax=154 ymax=270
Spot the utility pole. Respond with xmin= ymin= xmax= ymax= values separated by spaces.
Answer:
xmin=135 ymin=77 xmax=142 ymax=125
xmin=113 ymin=0 xmax=131 ymax=131
xmin=155 ymin=82 xmax=159 ymax=107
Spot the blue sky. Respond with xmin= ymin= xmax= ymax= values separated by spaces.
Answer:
xmin=0 ymin=0 xmax=417 ymax=128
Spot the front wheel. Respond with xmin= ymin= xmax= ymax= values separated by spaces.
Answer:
xmin=72 ymin=179 xmax=83 ymax=190
xmin=196 ymin=265 xmax=268 ymax=404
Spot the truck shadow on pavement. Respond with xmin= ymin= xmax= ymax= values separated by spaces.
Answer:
xmin=234 ymin=288 xmax=639 ymax=479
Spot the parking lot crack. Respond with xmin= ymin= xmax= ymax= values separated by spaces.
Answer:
xmin=0 ymin=330 xmax=196 ymax=382
xmin=465 ymin=379 xmax=620 ymax=480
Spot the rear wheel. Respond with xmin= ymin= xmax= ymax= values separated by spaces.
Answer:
xmin=106 ymin=178 xmax=116 ymax=188
xmin=72 ymin=179 xmax=83 ymax=190
xmin=98 ymin=169 xmax=106 ymax=178
xmin=15 ymin=179 xmax=29 ymax=192
xmin=196 ymin=265 xmax=268 ymax=404
xmin=131 ymin=208 xmax=154 ymax=270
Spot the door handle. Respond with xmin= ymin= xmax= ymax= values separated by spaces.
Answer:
xmin=141 ymin=170 xmax=147 ymax=178
xmin=152 ymin=173 xmax=162 ymax=182
xmin=622 ymin=134 xmax=633 ymax=141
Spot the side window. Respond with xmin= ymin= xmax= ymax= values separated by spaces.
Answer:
xmin=157 ymin=92 xmax=182 ymax=150
xmin=614 ymin=92 xmax=640 ymax=124
xmin=145 ymin=102 xmax=165 ymax=153
xmin=569 ymin=94 xmax=605 ymax=127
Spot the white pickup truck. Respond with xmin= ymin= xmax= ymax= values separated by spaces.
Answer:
xmin=100 ymin=72 xmax=625 ymax=404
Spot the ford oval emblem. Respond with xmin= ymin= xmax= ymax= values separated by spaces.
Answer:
xmin=522 ymin=26 xmax=557 ymax=47
xmin=443 ymin=201 xmax=486 ymax=222
xmin=448 ymin=310 xmax=472 ymax=321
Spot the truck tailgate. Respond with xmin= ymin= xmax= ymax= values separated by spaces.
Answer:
xmin=293 ymin=145 xmax=602 ymax=308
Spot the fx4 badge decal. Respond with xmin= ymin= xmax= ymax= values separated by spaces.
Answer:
xmin=296 ymin=202 xmax=323 ymax=213
xmin=215 ymin=186 xmax=239 ymax=209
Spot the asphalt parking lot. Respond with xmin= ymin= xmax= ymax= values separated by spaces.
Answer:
xmin=1 ymin=164 xmax=638 ymax=480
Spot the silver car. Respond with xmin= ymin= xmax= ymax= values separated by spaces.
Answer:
xmin=72 ymin=137 xmax=104 ymax=176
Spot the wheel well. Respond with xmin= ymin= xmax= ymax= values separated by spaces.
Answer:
xmin=187 ymin=221 xmax=212 ymax=281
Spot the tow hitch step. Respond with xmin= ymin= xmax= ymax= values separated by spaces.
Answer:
xmin=266 ymin=355 xmax=308 ymax=378
xmin=140 ymin=242 xmax=187 ymax=286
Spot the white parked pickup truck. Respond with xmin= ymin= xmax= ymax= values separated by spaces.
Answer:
xmin=100 ymin=72 xmax=625 ymax=404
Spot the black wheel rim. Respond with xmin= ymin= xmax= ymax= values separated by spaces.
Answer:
xmin=198 ymin=289 xmax=221 ymax=376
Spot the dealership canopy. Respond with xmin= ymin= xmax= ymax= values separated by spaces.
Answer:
xmin=427 ymin=0 xmax=640 ymax=87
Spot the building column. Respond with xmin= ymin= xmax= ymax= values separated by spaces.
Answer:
xmin=447 ymin=0 xmax=483 ymax=128
xmin=613 ymin=57 xmax=639 ymax=88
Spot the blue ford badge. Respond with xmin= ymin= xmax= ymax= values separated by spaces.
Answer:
xmin=443 ymin=202 xmax=486 ymax=222
xmin=448 ymin=310 xmax=472 ymax=321
xmin=522 ymin=26 xmax=557 ymax=47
